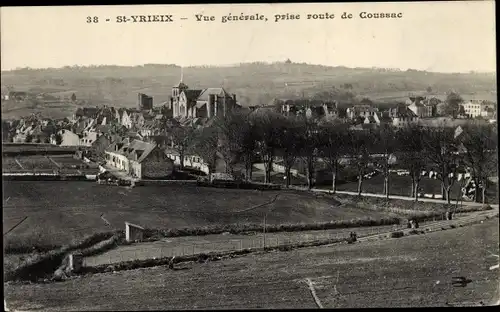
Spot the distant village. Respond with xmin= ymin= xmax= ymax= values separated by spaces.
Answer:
xmin=1 ymin=78 xmax=497 ymax=182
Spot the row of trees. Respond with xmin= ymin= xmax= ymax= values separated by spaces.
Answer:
xmin=165 ymin=111 xmax=497 ymax=204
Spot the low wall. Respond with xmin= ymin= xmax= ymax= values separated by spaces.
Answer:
xmin=139 ymin=179 xmax=198 ymax=186
xmin=2 ymin=173 xmax=96 ymax=181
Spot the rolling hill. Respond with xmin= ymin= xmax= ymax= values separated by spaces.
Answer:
xmin=1 ymin=62 xmax=497 ymax=119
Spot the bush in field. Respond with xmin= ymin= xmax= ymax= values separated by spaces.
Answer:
xmin=390 ymin=231 xmax=404 ymax=238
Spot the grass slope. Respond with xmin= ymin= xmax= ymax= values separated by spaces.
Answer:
xmin=5 ymin=219 xmax=498 ymax=310
xmin=3 ymin=181 xmax=393 ymax=250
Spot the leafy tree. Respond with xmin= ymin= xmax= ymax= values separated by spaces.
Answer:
xmin=444 ymin=92 xmax=464 ymax=118
xmin=360 ymin=98 xmax=373 ymax=106
xmin=426 ymin=86 xmax=433 ymax=93
xmin=55 ymin=133 xmax=63 ymax=145
xmin=25 ymin=134 xmax=33 ymax=143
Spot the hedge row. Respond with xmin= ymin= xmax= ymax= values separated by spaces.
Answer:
xmin=141 ymin=217 xmax=401 ymax=241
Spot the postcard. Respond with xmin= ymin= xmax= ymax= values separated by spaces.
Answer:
xmin=2 ymin=2 xmax=498 ymax=310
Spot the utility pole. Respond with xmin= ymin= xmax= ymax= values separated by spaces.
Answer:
xmin=262 ymin=193 xmax=279 ymax=250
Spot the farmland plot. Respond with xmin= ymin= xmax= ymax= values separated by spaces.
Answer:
xmin=17 ymin=156 xmax=58 ymax=170
xmin=4 ymin=219 xmax=498 ymax=310
xmin=2 ymin=181 xmax=394 ymax=249
xmin=2 ymin=157 xmax=23 ymax=172
xmin=49 ymin=155 xmax=86 ymax=169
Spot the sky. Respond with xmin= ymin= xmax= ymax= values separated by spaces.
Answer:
xmin=0 ymin=2 xmax=496 ymax=73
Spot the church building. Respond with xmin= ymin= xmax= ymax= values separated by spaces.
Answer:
xmin=170 ymin=71 xmax=239 ymax=118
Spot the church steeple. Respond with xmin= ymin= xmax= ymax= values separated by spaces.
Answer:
xmin=172 ymin=65 xmax=188 ymax=98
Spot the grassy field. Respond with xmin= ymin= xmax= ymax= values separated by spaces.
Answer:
xmin=5 ymin=218 xmax=498 ymax=310
xmin=3 ymin=181 xmax=395 ymax=251
xmin=2 ymin=155 xmax=97 ymax=174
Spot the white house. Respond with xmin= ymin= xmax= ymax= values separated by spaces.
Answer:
xmin=79 ymin=130 xmax=99 ymax=147
xmin=52 ymin=129 xmax=80 ymax=146
xmin=104 ymin=139 xmax=174 ymax=179
xmin=388 ymin=106 xmax=419 ymax=127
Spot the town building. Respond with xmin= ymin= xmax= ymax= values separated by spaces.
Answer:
xmin=271 ymin=98 xmax=339 ymax=120
xmin=52 ymin=129 xmax=80 ymax=146
xmin=79 ymin=130 xmax=99 ymax=147
xmin=104 ymin=139 xmax=174 ymax=179
xmin=346 ymin=104 xmax=379 ymax=120
xmin=73 ymin=107 xmax=100 ymax=121
xmin=407 ymin=96 xmax=434 ymax=118
xmin=387 ymin=105 xmax=419 ymax=127
xmin=461 ymin=100 xmax=497 ymax=118
xmin=138 ymin=93 xmax=153 ymax=111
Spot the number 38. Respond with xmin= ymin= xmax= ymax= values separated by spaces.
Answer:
xmin=87 ymin=16 xmax=99 ymax=23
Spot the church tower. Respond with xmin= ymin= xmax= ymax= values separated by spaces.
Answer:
xmin=172 ymin=66 xmax=189 ymax=117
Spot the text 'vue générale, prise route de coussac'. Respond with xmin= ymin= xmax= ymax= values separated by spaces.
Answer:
xmin=86 ymin=12 xmax=403 ymax=24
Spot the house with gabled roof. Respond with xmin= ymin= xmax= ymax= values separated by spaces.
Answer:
xmin=387 ymin=105 xmax=419 ymax=127
xmin=407 ymin=96 xmax=434 ymax=118
xmin=346 ymin=104 xmax=379 ymax=120
xmin=73 ymin=107 xmax=99 ymax=121
xmin=121 ymin=109 xmax=133 ymax=128
xmin=104 ymin=139 xmax=174 ymax=179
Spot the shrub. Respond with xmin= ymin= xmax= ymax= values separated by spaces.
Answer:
xmin=141 ymin=217 xmax=401 ymax=241
xmin=390 ymin=231 xmax=404 ymax=238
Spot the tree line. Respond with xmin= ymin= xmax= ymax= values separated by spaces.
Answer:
xmin=164 ymin=111 xmax=497 ymax=204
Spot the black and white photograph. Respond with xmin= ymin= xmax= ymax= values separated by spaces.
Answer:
xmin=1 ymin=2 xmax=498 ymax=310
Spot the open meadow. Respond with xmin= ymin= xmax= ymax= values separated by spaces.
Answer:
xmin=2 ymin=181 xmax=397 ymax=251
xmin=5 ymin=218 xmax=498 ymax=310
xmin=2 ymin=155 xmax=98 ymax=175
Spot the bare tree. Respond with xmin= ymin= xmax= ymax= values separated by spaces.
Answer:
xmin=374 ymin=125 xmax=398 ymax=198
xmin=189 ymin=126 xmax=219 ymax=176
xmin=169 ymin=125 xmax=195 ymax=170
xmin=422 ymin=125 xmax=459 ymax=203
xmin=318 ymin=121 xmax=349 ymax=193
xmin=276 ymin=117 xmax=302 ymax=188
xmin=347 ymin=129 xmax=374 ymax=195
xmin=297 ymin=117 xmax=321 ymax=190
xmin=214 ymin=112 xmax=250 ymax=175
xmin=397 ymin=125 xmax=427 ymax=201
xmin=251 ymin=112 xmax=284 ymax=184
xmin=239 ymin=116 xmax=258 ymax=182
xmin=459 ymin=123 xmax=498 ymax=203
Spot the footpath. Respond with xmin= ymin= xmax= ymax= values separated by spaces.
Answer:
xmin=83 ymin=206 xmax=498 ymax=268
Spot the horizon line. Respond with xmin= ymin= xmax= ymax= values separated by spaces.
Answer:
xmin=1 ymin=61 xmax=496 ymax=75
